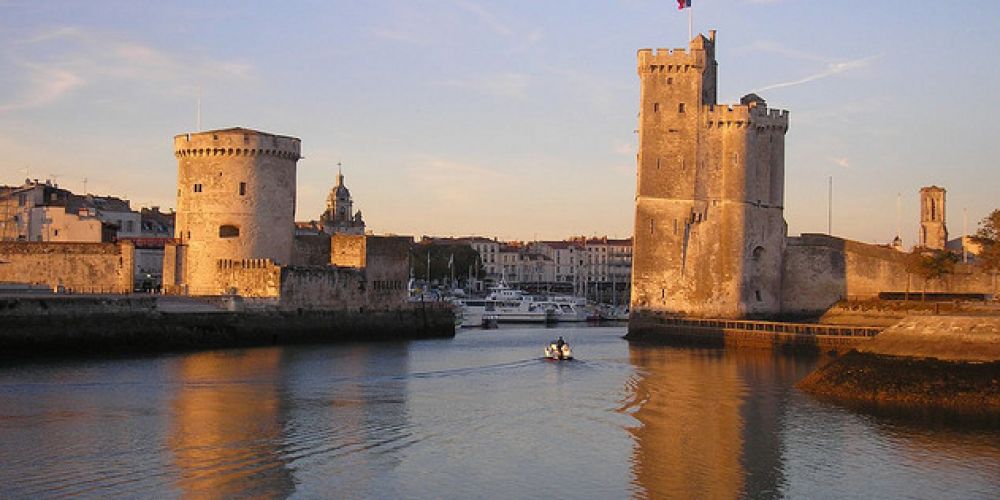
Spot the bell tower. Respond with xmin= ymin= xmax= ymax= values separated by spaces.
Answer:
xmin=919 ymin=186 xmax=947 ymax=250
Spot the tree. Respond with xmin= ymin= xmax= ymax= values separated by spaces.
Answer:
xmin=905 ymin=248 xmax=959 ymax=300
xmin=410 ymin=242 xmax=483 ymax=287
xmin=973 ymin=209 xmax=1000 ymax=272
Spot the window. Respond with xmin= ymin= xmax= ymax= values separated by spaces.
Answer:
xmin=193 ymin=184 xmax=203 ymax=193
xmin=678 ymin=103 xmax=686 ymax=113
xmin=53 ymin=229 xmax=59 ymax=237
xmin=125 ymin=221 xmax=134 ymax=233
xmin=239 ymin=182 xmax=246 ymax=196
xmin=653 ymin=102 xmax=660 ymax=112
xmin=755 ymin=290 xmax=762 ymax=302
xmin=219 ymin=225 xmax=240 ymax=238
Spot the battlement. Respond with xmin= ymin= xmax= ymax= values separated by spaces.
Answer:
xmin=637 ymin=32 xmax=715 ymax=74
xmin=703 ymin=103 xmax=788 ymax=129
xmin=217 ymin=258 xmax=279 ymax=270
xmin=174 ymin=127 xmax=301 ymax=159
xmin=638 ymin=47 xmax=703 ymax=72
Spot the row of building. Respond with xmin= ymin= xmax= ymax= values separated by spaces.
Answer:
xmin=422 ymin=235 xmax=632 ymax=300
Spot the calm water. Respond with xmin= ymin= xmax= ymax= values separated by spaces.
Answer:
xmin=1 ymin=326 xmax=998 ymax=499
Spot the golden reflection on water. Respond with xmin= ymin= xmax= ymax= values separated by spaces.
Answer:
xmin=624 ymin=346 xmax=811 ymax=499
xmin=168 ymin=348 xmax=294 ymax=499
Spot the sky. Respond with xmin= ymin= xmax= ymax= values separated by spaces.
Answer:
xmin=1 ymin=0 xmax=998 ymax=244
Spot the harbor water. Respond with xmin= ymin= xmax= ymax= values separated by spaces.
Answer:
xmin=1 ymin=326 xmax=998 ymax=499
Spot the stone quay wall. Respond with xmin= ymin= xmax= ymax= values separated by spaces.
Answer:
xmin=627 ymin=311 xmax=878 ymax=353
xmin=0 ymin=241 xmax=134 ymax=293
xmin=0 ymin=296 xmax=455 ymax=356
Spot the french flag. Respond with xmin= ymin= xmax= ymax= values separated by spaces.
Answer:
xmin=677 ymin=0 xmax=692 ymax=9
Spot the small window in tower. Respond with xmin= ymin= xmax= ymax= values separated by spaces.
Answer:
xmin=649 ymin=219 xmax=654 ymax=235
xmin=667 ymin=77 xmax=673 ymax=85
xmin=678 ymin=103 xmax=686 ymax=113
xmin=755 ymin=290 xmax=762 ymax=302
xmin=219 ymin=225 xmax=240 ymax=238
xmin=193 ymin=184 xmax=202 ymax=193
xmin=673 ymin=219 xmax=678 ymax=235
xmin=653 ymin=103 xmax=660 ymax=112
xmin=239 ymin=182 xmax=246 ymax=196
xmin=656 ymin=158 xmax=660 ymax=170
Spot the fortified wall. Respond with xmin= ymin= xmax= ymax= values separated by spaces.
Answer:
xmin=782 ymin=234 xmax=997 ymax=316
xmin=165 ymin=234 xmax=411 ymax=310
xmin=0 ymin=241 xmax=134 ymax=293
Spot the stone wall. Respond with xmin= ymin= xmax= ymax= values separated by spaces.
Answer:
xmin=292 ymin=233 xmax=331 ymax=266
xmin=0 ymin=241 xmax=134 ymax=293
xmin=363 ymin=236 xmax=412 ymax=307
xmin=331 ymin=233 xmax=365 ymax=267
xmin=216 ymin=258 xmax=281 ymax=297
xmin=782 ymin=234 xmax=997 ymax=316
xmin=278 ymin=266 xmax=366 ymax=310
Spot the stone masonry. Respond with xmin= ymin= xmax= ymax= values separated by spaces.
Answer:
xmin=631 ymin=31 xmax=789 ymax=318
xmin=172 ymin=128 xmax=301 ymax=295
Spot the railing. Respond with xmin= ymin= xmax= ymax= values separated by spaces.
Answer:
xmin=652 ymin=316 xmax=882 ymax=338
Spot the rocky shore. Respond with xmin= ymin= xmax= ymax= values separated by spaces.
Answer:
xmin=797 ymin=315 xmax=1000 ymax=422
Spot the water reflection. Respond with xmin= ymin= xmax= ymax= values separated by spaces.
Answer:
xmin=624 ymin=345 xmax=820 ymax=499
xmin=168 ymin=348 xmax=295 ymax=498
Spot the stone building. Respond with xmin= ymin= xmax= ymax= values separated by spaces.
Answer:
xmin=318 ymin=165 xmax=365 ymax=235
xmin=0 ymin=180 xmax=137 ymax=243
xmin=164 ymin=127 xmax=412 ymax=310
xmin=919 ymin=186 xmax=947 ymax=250
xmin=170 ymin=128 xmax=301 ymax=295
xmin=631 ymin=31 xmax=789 ymax=318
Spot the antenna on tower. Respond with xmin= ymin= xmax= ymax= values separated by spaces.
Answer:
xmin=896 ymin=193 xmax=903 ymax=242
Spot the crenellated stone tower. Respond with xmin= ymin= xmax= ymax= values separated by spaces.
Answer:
xmin=172 ymin=127 xmax=301 ymax=295
xmin=919 ymin=186 xmax=947 ymax=250
xmin=631 ymin=31 xmax=790 ymax=318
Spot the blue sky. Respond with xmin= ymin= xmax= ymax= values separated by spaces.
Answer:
xmin=1 ymin=0 xmax=997 ymax=244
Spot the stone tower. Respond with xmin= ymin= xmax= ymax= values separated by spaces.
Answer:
xmin=919 ymin=186 xmax=947 ymax=250
xmin=173 ymin=128 xmax=301 ymax=295
xmin=319 ymin=164 xmax=366 ymax=235
xmin=631 ymin=32 xmax=789 ymax=318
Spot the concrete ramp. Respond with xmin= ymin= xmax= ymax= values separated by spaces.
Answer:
xmin=859 ymin=315 xmax=1000 ymax=362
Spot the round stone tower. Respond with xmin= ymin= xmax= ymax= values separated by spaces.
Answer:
xmin=173 ymin=128 xmax=301 ymax=295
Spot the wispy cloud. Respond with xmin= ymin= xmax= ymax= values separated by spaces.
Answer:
xmin=830 ymin=157 xmax=851 ymax=168
xmin=0 ymin=27 xmax=254 ymax=113
xmin=371 ymin=0 xmax=541 ymax=52
xmin=752 ymin=54 xmax=880 ymax=93
xmin=405 ymin=157 xmax=512 ymax=206
xmin=433 ymin=72 xmax=531 ymax=98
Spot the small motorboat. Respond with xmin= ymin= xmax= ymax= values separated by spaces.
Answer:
xmin=544 ymin=341 xmax=573 ymax=361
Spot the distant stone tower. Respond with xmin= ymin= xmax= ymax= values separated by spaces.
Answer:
xmin=631 ymin=32 xmax=789 ymax=318
xmin=319 ymin=164 xmax=366 ymax=235
xmin=919 ymin=186 xmax=947 ymax=250
xmin=173 ymin=128 xmax=301 ymax=294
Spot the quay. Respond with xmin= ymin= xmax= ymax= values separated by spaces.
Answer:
xmin=626 ymin=313 xmax=883 ymax=352
xmin=0 ymin=295 xmax=456 ymax=357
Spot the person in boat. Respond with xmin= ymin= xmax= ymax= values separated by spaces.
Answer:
xmin=555 ymin=336 xmax=566 ymax=359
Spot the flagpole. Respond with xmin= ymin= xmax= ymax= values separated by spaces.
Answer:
xmin=688 ymin=3 xmax=693 ymax=41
